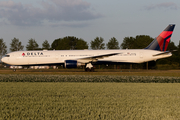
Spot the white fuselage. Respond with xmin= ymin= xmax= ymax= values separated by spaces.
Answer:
xmin=1 ymin=49 xmax=171 ymax=66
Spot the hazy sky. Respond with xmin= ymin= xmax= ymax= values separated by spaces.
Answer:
xmin=0 ymin=0 xmax=180 ymax=52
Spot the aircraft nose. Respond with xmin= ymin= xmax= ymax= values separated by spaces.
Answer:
xmin=1 ymin=57 xmax=4 ymax=63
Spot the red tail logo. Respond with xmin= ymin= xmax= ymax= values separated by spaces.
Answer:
xmin=145 ymin=24 xmax=175 ymax=51
xmin=157 ymin=31 xmax=173 ymax=51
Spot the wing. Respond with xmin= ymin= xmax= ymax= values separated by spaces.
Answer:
xmin=77 ymin=53 xmax=120 ymax=63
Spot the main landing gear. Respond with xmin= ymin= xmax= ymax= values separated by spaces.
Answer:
xmin=85 ymin=63 xmax=94 ymax=72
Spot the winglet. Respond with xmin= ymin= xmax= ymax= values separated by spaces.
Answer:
xmin=145 ymin=24 xmax=175 ymax=51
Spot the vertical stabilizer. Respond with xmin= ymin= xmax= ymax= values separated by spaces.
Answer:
xmin=145 ymin=24 xmax=175 ymax=51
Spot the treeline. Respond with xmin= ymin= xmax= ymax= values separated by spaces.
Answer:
xmin=0 ymin=36 xmax=120 ymax=60
xmin=0 ymin=35 xmax=180 ymax=69
xmin=0 ymin=36 xmax=120 ymax=52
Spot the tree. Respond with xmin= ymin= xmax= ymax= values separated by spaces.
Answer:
xmin=120 ymin=35 xmax=153 ymax=49
xmin=120 ymin=37 xmax=135 ymax=49
xmin=106 ymin=37 xmax=120 ymax=49
xmin=134 ymin=35 xmax=153 ymax=49
xmin=10 ymin=38 xmax=24 ymax=52
xmin=76 ymin=39 xmax=88 ymax=49
xmin=176 ymin=40 xmax=180 ymax=66
xmin=0 ymin=38 xmax=7 ymax=61
xmin=51 ymin=36 xmax=88 ymax=50
xmin=177 ymin=41 xmax=180 ymax=55
xmin=58 ymin=38 xmax=70 ymax=50
xmin=90 ymin=37 xmax=105 ymax=50
xmin=63 ymin=36 xmax=77 ymax=50
xmin=164 ymin=41 xmax=179 ymax=65
xmin=26 ymin=38 xmax=39 ymax=50
xmin=167 ymin=41 xmax=177 ymax=51
xmin=42 ymin=40 xmax=50 ymax=50
xmin=51 ymin=39 xmax=60 ymax=50
xmin=160 ymin=41 xmax=178 ymax=65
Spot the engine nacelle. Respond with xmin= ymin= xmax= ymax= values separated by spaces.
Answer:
xmin=64 ymin=60 xmax=83 ymax=68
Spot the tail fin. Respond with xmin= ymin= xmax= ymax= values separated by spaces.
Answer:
xmin=145 ymin=24 xmax=175 ymax=51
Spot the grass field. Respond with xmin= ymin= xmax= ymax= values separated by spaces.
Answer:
xmin=1 ymin=83 xmax=180 ymax=119
xmin=1 ymin=70 xmax=180 ymax=119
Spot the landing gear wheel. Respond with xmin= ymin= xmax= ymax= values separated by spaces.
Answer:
xmin=13 ymin=69 xmax=16 ymax=72
xmin=85 ymin=63 xmax=95 ymax=72
xmin=90 ymin=68 xmax=94 ymax=72
xmin=85 ymin=68 xmax=95 ymax=72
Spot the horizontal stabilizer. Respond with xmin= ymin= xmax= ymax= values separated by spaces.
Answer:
xmin=153 ymin=51 xmax=171 ymax=56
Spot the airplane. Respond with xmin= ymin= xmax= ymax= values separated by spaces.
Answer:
xmin=1 ymin=24 xmax=175 ymax=72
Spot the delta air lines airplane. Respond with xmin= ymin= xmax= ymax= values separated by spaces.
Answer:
xmin=1 ymin=24 xmax=175 ymax=71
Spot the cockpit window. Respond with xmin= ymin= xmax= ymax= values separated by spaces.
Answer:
xmin=5 ymin=55 xmax=10 ymax=57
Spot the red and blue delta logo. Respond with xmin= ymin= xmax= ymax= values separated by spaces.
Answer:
xmin=22 ymin=53 xmax=25 ymax=56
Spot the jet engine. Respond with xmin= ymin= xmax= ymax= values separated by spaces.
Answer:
xmin=64 ymin=60 xmax=83 ymax=68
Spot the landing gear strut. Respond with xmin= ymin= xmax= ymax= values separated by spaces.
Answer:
xmin=85 ymin=63 xmax=94 ymax=72
xmin=85 ymin=67 xmax=94 ymax=72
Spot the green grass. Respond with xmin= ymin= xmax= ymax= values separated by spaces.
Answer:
xmin=1 ymin=70 xmax=180 ymax=119
xmin=1 ymin=83 xmax=180 ymax=119
xmin=1 ymin=74 xmax=180 ymax=83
